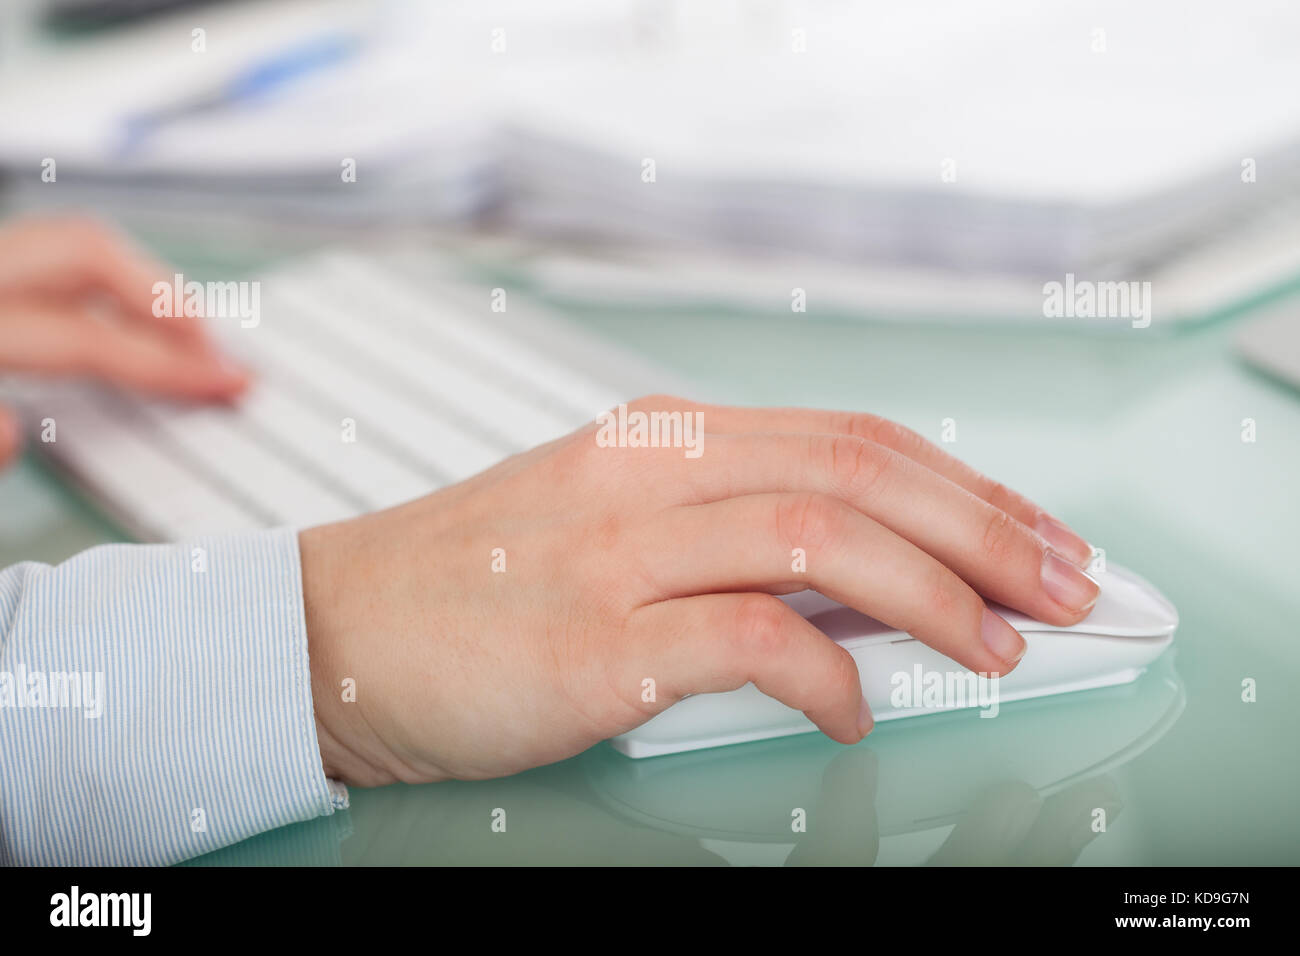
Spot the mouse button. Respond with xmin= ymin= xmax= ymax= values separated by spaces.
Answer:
xmin=993 ymin=563 xmax=1179 ymax=637
xmin=779 ymin=589 xmax=840 ymax=618
xmin=1079 ymin=565 xmax=1179 ymax=635
xmin=982 ymin=600 xmax=1037 ymax=630
xmin=805 ymin=605 xmax=897 ymax=646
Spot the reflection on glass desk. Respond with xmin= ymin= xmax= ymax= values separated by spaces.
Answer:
xmin=187 ymin=656 xmax=1183 ymax=867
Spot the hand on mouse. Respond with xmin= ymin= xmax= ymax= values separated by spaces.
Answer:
xmin=299 ymin=396 xmax=1100 ymax=785
xmin=0 ymin=217 xmax=249 ymax=468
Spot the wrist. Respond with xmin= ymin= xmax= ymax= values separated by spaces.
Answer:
xmin=299 ymin=505 xmax=459 ymax=787
xmin=299 ymin=520 xmax=394 ymax=787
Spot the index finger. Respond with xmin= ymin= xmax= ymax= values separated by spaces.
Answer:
xmin=629 ymin=395 xmax=1094 ymax=567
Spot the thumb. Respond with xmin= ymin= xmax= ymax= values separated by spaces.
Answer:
xmin=0 ymin=404 xmax=23 ymax=471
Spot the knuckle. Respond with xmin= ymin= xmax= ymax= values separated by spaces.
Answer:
xmin=774 ymin=491 xmax=844 ymax=554
xmin=829 ymin=648 xmax=863 ymax=700
xmin=978 ymin=507 xmax=1022 ymax=567
xmin=831 ymin=411 xmax=886 ymax=442
xmin=825 ymin=434 xmax=889 ymax=501
xmin=837 ymin=412 xmax=926 ymax=457
xmin=730 ymin=593 xmax=793 ymax=661
xmin=919 ymin=565 xmax=971 ymax=628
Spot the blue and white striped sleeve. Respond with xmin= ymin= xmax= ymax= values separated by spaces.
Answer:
xmin=0 ymin=527 xmax=346 ymax=866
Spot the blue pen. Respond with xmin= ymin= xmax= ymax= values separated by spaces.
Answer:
xmin=118 ymin=32 xmax=360 ymax=157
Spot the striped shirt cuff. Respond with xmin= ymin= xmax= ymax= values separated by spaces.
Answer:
xmin=0 ymin=527 xmax=342 ymax=865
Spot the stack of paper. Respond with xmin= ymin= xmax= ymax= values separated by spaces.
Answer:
xmin=2 ymin=0 xmax=1298 ymax=325
xmin=494 ymin=0 xmax=1300 ymax=292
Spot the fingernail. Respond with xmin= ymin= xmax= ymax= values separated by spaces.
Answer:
xmin=1035 ymin=515 xmax=1093 ymax=567
xmin=858 ymin=696 xmax=875 ymax=738
xmin=1041 ymin=549 xmax=1100 ymax=614
xmin=981 ymin=608 xmax=1027 ymax=665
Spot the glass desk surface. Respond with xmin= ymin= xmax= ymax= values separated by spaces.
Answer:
xmin=3 ymin=247 xmax=1297 ymax=867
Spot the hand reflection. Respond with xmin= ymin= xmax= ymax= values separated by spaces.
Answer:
xmin=785 ymin=748 xmax=880 ymax=866
xmin=785 ymin=745 xmax=1123 ymax=866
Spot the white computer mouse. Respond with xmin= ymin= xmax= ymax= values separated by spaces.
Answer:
xmin=611 ymin=562 xmax=1178 ymax=758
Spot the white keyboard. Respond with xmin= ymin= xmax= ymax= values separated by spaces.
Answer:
xmin=2 ymin=248 xmax=664 ymax=542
